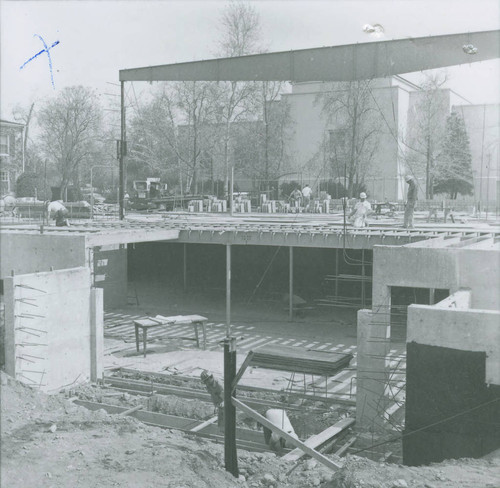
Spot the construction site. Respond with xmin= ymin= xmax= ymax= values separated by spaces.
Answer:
xmin=1 ymin=19 xmax=500 ymax=488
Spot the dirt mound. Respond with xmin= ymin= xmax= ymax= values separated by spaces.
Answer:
xmin=327 ymin=454 xmax=500 ymax=488
xmin=2 ymin=371 xmax=499 ymax=488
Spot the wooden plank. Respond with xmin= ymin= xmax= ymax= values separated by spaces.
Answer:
xmin=190 ymin=415 xmax=218 ymax=432
xmin=231 ymin=351 xmax=255 ymax=392
xmin=334 ymin=436 xmax=358 ymax=457
xmin=232 ymin=397 xmax=342 ymax=471
xmin=282 ymin=417 xmax=355 ymax=462
xmin=119 ymin=404 xmax=143 ymax=416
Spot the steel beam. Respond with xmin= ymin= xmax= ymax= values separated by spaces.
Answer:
xmin=120 ymin=30 xmax=499 ymax=83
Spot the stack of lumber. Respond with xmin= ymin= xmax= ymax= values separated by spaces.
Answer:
xmin=250 ymin=344 xmax=353 ymax=376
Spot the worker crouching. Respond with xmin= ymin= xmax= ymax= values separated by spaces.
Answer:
xmin=262 ymin=409 xmax=298 ymax=452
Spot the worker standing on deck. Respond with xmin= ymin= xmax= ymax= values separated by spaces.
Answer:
xmin=349 ymin=192 xmax=371 ymax=228
xmin=403 ymin=175 xmax=418 ymax=228
xmin=289 ymin=188 xmax=302 ymax=209
xmin=301 ymin=184 xmax=312 ymax=210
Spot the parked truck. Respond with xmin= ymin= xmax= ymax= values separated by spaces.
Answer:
xmin=130 ymin=178 xmax=168 ymax=210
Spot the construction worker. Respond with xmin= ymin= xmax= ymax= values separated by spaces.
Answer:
xmin=289 ymin=188 xmax=302 ymax=209
xmin=200 ymin=370 xmax=223 ymax=409
xmin=349 ymin=192 xmax=371 ymax=228
xmin=262 ymin=409 xmax=298 ymax=452
xmin=301 ymin=184 xmax=312 ymax=210
xmin=47 ymin=200 xmax=70 ymax=226
xmin=403 ymin=175 xmax=418 ymax=228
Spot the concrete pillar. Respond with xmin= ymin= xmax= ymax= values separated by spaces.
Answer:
xmin=90 ymin=287 xmax=104 ymax=381
xmin=356 ymin=308 xmax=390 ymax=431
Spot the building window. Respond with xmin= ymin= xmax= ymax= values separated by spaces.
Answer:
xmin=0 ymin=170 xmax=9 ymax=182
xmin=0 ymin=135 xmax=8 ymax=156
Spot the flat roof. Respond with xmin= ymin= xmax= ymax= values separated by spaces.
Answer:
xmin=1 ymin=215 xmax=498 ymax=250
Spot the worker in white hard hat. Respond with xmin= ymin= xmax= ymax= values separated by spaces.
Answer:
xmin=403 ymin=175 xmax=418 ymax=228
xmin=349 ymin=192 xmax=372 ymax=228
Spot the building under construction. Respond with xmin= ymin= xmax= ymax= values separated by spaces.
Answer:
xmin=1 ymin=30 xmax=499 ymax=477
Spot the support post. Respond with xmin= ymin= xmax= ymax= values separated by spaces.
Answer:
xmin=224 ymin=336 xmax=239 ymax=478
xmin=226 ymin=244 xmax=231 ymax=336
xmin=289 ymin=246 xmax=294 ymax=322
xmin=90 ymin=288 xmax=104 ymax=381
xmin=429 ymin=288 xmax=435 ymax=305
xmin=230 ymin=166 xmax=234 ymax=217
xmin=335 ymin=248 xmax=339 ymax=298
xmin=183 ymin=243 xmax=187 ymax=293
xmin=119 ymin=81 xmax=125 ymax=221
xmin=361 ymin=249 xmax=366 ymax=308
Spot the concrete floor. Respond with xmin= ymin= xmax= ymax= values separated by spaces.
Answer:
xmin=123 ymin=280 xmax=361 ymax=347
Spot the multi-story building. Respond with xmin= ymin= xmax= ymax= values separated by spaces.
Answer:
xmin=282 ymin=78 xmax=499 ymax=203
xmin=0 ymin=119 xmax=25 ymax=196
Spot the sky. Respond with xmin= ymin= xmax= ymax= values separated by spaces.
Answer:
xmin=1 ymin=0 xmax=499 ymax=120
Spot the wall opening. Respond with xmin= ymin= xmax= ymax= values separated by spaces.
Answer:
xmin=390 ymin=287 xmax=449 ymax=342
xmin=126 ymin=242 xmax=373 ymax=326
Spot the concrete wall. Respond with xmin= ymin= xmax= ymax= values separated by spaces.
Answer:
xmin=93 ymin=244 xmax=128 ymax=309
xmin=3 ymin=267 xmax=103 ymax=392
xmin=0 ymin=232 xmax=129 ymax=310
xmin=0 ymin=233 xmax=87 ymax=278
xmin=356 ymin=309 xmax=389 ymax=431
xmin=357 ymin=242 xmax=499 ymax=432
xmin=408 ymin=295 xmax=500 ymax=386
xmin=404 ymin=342 xmax=500 ymax=465
xmin=404 ymin=290 xmax=500 ymax=464
xmin=372 ymin=244 xmax=500 ymax=312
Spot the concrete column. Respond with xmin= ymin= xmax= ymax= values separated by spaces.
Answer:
xmin=356 ymin=308 xmax=390 ymax=431
xmin=90 ymin=287 xmax=104 ymax=382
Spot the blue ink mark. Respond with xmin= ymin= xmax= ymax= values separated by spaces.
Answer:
xmin=20 ymin=34 xmax=60 ymax=89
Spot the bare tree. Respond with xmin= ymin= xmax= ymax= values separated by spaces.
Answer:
xmin=127 ymin=93 xmax=177 ymax=183
xmin=215 ymin=0 xmax=261 ymax=195
xmin=217 ymin=0 xmax=261 ymax=57
xmin=404 ymin=74 xmax=449 ymax=199
xmin=37 ymin=86 xmax=103 ymax=199
xmin=259 ymin=82 xmax=291 ymax=190
xmin=318 ymin=81 xmax=381 ymax=197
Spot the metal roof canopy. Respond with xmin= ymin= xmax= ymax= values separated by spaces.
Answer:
xmin=120 ymin=30 xmax=500 ymax=83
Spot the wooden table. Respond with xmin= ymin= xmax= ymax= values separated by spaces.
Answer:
xmin=133 ymin=314 xmax=208 ymax=357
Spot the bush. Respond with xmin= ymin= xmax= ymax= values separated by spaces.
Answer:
xmin=16 ymin=172 xmax=39 ymax=198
